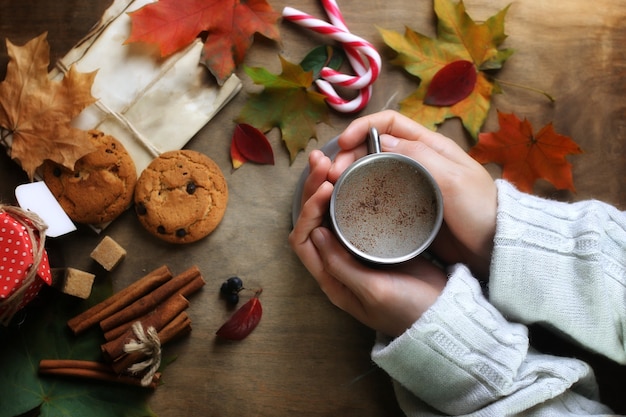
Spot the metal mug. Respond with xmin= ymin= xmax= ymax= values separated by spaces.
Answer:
xmin=329 ymin=127 xmax=443 ymax=264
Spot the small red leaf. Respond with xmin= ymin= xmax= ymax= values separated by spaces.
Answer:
xmin=216 ymin=291 xmax=263 ymax=340
xmin=232 ymin=123 xmax=275 ymax=167
xmin=424 ymin=60 xmax=477 ymax=106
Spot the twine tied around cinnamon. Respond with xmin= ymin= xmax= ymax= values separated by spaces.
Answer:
xmin=0 ymin=204 xmax=48 ymax=326
xmin=124 ymin=321 xmax=162 ymax=387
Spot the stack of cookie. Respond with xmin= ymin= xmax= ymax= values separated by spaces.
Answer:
xmin=42 ymin=131 xmax=228 ymax=244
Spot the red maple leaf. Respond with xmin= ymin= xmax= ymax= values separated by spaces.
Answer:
xmin=469 ymin=111 xmax=583 ymax=193
xmin=125 ymin=0 xmax=281 ymax=85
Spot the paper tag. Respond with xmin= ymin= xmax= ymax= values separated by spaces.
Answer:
xmin=15 ymin=182 xmax=77 ymax=238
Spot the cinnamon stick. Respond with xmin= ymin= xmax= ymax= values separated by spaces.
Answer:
xmin=67 ymin=265 xmax=173 ymax=335
xmin=101 ymin=293 xmax=190 ymax=361
xmin=99 ymin=266 xmax=203 ymax=334
xmin=158 ymin=310 xmax=193 ymax=343
xmin=111 ymin=312 xmax=192 ymax=374
xmin=104 ymin=275 xmax=205 ymax=342
xmin=103 ymin=292 xmax=189 ymax=342
xmin=39 ymin=359 xmax=160 ymax=389
xmin=179 ymin=272 xmax=207 ymax=298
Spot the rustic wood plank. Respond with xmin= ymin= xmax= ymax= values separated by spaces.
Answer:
xmin=0 ymin=0 xmax=624 ymax=415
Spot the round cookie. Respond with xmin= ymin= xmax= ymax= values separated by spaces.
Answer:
xmin=133 ymin=150 xmax=228 ymax=244
xmin=42 ymin=130 xmax=137 ymax=225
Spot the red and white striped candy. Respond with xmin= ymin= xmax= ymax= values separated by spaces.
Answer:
xmin=283 ymin=1 xmax=381 ymax=113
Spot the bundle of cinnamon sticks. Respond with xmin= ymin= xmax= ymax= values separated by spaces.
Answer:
xmin=39 ymin=265 xmax=205 ymax=389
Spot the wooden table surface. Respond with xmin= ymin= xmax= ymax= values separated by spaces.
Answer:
xmin=1 ymin=0 xmax=625 ymax=416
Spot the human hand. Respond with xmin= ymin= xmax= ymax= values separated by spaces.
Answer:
xmin=289 ymin=150 xmax=447 ymax=337
xmin=332 ymin=110 xmax=497 ymax=279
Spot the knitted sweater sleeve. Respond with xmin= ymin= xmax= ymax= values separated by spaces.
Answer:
xmin=489 ymin=180 xmax=626 ymax=363
xmin=372 ymin=266 xmax=614 ymax=416
xmin=371 ymin=180 xmax=626 ymax=416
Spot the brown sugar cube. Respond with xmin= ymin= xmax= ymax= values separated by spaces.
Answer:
xmin=61 ymin=268 xmax=96 ymax=299
xmin=90 ymin=236 xmax=127 ymax=271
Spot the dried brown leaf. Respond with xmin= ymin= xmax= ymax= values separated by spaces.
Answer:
xmin=0 ymin=33 xmax=98 ymax=179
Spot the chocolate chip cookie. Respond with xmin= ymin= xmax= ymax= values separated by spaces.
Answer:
xmin=42 ymin=130 xmax=137 ymax=225
xmin=134 ymin=150 xmax=228 ymax=244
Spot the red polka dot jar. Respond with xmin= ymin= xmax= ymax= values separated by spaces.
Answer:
xmin=0 ymin=206 xmax=52 ymax=325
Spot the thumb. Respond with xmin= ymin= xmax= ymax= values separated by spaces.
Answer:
xmin=310 ymin=227 xmax=377 ymax=291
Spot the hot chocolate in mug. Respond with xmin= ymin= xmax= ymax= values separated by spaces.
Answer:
xmin=329 ymin=127 xmax=443 ymax=264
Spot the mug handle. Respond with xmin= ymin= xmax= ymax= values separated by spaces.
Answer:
xmin=367 ymin=127 xmax=382 ymax=154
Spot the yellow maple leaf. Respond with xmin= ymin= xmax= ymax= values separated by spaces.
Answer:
xmin=0 ymin=33 xmax=98 ymax=180
xmin=379 ymin=0 xmax=513 ymax=139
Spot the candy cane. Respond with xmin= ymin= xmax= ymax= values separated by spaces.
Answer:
xmin=282 ymin=7 xmax=374 ymax=111
xmin=282 ymin=7 xmax=379 ymax=89
xmin=316 ymin=0 xmax=375 ymax=114
xmin=318 ymin=0 xmax=380 ymax=89
xmin=318 ymin=0 xmax=368 ymax=77
xmin=282 ymin=2 xmax=381 ymax=113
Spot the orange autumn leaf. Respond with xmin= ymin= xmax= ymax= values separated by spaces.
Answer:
xmin=125 ymin=0 xmax=281 ymax=85
xmin=0 ymin=33 xmax=98 ymax=180
xmin=469 ymin=111 xmax=583 ymax=193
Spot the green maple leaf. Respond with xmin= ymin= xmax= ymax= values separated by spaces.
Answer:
xmin=379 ymin=0 xmax=513 ymax=139
xmin=0 ymin=283 xmax=156 ymax=417
xmin=236 ymin=55 xmax=329 ymax=162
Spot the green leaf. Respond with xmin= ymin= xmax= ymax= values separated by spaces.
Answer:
xmin=299 ymin=45 xmax=346 ymax=79
xmin=0 ymin=281 xmax=156 ymax=417
xmin=237 ymin=55 xmax=329 ymax=161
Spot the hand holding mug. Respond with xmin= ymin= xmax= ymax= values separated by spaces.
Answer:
xmin=289 ymin=149 xmax=447 ymax=337
xmin=334 ymin=111 xmax=497 ymax=278
xmin=289 ymin=110 xmax=498 ymax=336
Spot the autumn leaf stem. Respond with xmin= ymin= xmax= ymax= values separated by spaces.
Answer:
xmin=493 ymin=78 xmax=555 ymax=103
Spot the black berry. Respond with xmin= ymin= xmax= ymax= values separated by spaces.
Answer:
xmin=186 ymin=182 xmax=197 ymax=194
xmin=225 ymin=276 xmax=243 ymax=292
xmin=219 ymin=276 xmax=244 ymax=305
xmin=225 ymin=293 xmax=239 ymax=305
xmin=220 ymin=281 xmax=230 ymax=296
